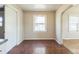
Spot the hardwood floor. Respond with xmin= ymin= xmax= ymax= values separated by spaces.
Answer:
xmin=63 ymin=40 xmax=79 ymax=54
xmin=8 ymin=40 xmax=72 ymax=54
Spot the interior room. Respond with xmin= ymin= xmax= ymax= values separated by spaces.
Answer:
xmin=0 ymin=4 xmax=79 ymax=54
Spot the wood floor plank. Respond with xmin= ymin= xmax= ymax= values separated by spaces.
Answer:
xmin=7 ymin=40 xmax=72 ymax=54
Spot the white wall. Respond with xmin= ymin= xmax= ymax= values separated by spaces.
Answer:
xmin=62 ymin=5 xmax=79 ymax=39
xmin=24 ymin=11 xmax=56 ymax=40
xmin=5 ymin=4 xmax=24 ymax=53
xmin=56 ymin=5 xmax=71 ymax=44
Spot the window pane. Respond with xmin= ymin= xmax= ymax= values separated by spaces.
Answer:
xmin=34 ymin=15 xmax=46 ymax=32
xmin=69 ymin=16 xmax=79 ymax=32
xmin=34 ymin=24 xmax=39 ymax=31
xmin=34 ymin=24 xmax=46 ymax=31
xmin=69 ymin=24 xmax=77 ymax=31
xmin=39 ymin=24 xmax=45 ymax=31
xmin=69 ymin=16 xmax=79 ymax=24
xmin=35 ymin=16 xmax=45 ymax=23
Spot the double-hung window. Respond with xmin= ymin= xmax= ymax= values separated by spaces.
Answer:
xmin=33 ymin=15 xmax=46 ymax=32
xmin=69 ymin=16 xmax=79 ymax=32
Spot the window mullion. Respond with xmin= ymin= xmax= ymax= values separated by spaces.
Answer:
xmin=34 ymin=15 xmax=46 ymax=32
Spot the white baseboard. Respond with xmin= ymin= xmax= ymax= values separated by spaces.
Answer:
xmin=17 ymin=39 xmax=24 ymax=45
xmin=24 ymin=38 xmax=55 ymax=40
xmin=56 ymin=40 xmax=63 ymax=45
xmin=63 ymin=38 xmax=79 ymax=40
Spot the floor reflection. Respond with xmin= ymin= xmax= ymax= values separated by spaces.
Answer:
xmin=8 ymin=40 xmax=72 ymax=54
xmin=33 ymin=46 xmax=46 ymax=54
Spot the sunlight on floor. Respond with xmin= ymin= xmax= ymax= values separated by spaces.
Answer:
xmin=33 ymin=46 xmax=46 ymax=54
xmin=63 ymin=40 xmax=79 ymax=54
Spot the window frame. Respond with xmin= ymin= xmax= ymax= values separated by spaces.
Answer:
xmin=68 ymin=15 xmax=79 ymax=32
xmin=33 ymin=15 xmax=47 ymax=32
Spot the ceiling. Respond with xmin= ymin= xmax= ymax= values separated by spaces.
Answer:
xmin=19 ymin=4 xmax=62 ymax=11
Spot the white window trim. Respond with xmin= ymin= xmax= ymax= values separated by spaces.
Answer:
xmin=68 ymin=15 xmax=79 ymax=32
xmin=33 ymin=15 xmax=47 ymax=32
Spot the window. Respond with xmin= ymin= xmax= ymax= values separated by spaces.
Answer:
xmin=69 ymin=16 xmax=79 ymax=32
xmin=0 ymin=16 xmax=3 ymax=27
xmin=33 ymin=15 xmax=46 ymax=32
